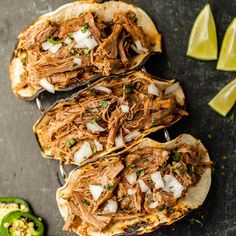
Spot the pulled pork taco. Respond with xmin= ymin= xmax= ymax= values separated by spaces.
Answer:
xmin=56 ymin=134 xmax=211 ymax=235
xmin=10 ymin=0 xmax=162 ymax=100
xmin=33 ymin=71 xmax=187 ymax=165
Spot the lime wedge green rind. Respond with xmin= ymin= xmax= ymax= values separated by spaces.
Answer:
xmin=208 ymin=79 xmax=236 ymax=116
xmin=217 ymin=18 xmax=236 ymax=71
xmin=187 ymin=4 xmax=218 ymax=60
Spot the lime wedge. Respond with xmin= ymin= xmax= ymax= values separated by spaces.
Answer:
xmin=217 ymin=18 xmax=236 ymax=71
xmin=187 ymin=4 xmax=217 ymax=60
xmin=208 ymin=79 xmax=236 ymax=116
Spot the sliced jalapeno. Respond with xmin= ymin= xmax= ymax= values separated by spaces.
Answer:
xmin=0 ymin=211 xmax=44 ymax=236
xmin=0 ymin=197 xmax=30 ymax=224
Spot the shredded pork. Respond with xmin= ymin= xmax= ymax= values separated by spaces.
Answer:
xmin=35 ymin=72 xmax=187 ymax=164
xmin=62 ymin=144 xmax=211 ymax=234
xmin=16 ymin=10 xmax=151 ymax=93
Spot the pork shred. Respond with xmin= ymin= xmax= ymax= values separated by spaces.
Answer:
xmin=17 ymin=10 xmax=151 ymax=92
xmin=62 ymin=144 xmax=210 ymax=234
xmin=35 ymin=74 xmax=187 ymax=164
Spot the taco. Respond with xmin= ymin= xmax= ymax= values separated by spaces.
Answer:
xmin=33 ymin=70 xmax=187 ymax=165
xmin=9 ymin=0 xmax=162 ymax=100
xmin=56 ymin=134 xmax=211 ymax=235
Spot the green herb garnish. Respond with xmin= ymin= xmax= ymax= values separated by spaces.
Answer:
xmin=83 ymin=199 xmax=90 ymax=206
xmin=124 ymin=84 xmax=132 ymax=94
xmin=65 ymin=139 xmax=76 ymax=148
xmin=47 ymin=38 xmax=61 ymax=45
xmin=93 ymin=145 xmax=97 ymax=153
xmin=180 ymin=169 xmax=185 ymax=176
xmin=100 ymin=100 xmax=109 ymax=108
xmin=104 ymin=184 xmax=113 ymax=190
xmin=148 ymin=179 xmax=154 ymax=184
xmin=84 ymin=48 xmax=90 ymax=55
xmin=128 ymin=164 xmax=136 ymax=169
xmin=81 ymin=23 xmax=89 ymax=33
xmin=167 ymin=207 xmax=174 ymax=214
xmin=189 ymin=218 xmax=203 ymax=227
xmin=152 ymin=117 xmax=158 ymax=125
xmin=229 ymin=113 xmax=234 ymax=121
xmin=188 ymin=165 xmax=195 ymax=173
xmin=172 ymin=151 xmax=181 ymax=161
xmin=73 ymin=63 xmax=77 ymax=67
xmin=138 ymin=170 xmax=145 ymax=178
xmin=90 ymin=120 xmax=95 ymax=124
xmin=207 ymin=134 xmax=212 ymax=139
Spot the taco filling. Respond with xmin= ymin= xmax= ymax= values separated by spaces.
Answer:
xmin=34 ymin=71 xmax=187 ymax=165
xmin=58 ymin=139 xmax=211 ymax=235
xmin=10 ymin=1 xmax=161 ymax=99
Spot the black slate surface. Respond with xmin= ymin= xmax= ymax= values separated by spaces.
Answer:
xmin=0 ymin=0 xmax=235 ymax=235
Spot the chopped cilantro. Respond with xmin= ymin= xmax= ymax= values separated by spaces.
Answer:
xmin=172 ymin=151 xmax=181 ymax=161
xmin=128 ymin=164 xmax=136 ymax=169
xmin=124 ymin=84 xmax=132 ymax=94
xmin=81 ymin=23 xmax=89 ymax=33
xmin=148 ymin=179 xmax=154 ymax=184
xmin=47 ymin=38 xmax=61 ymax=45
xmin=166 ymin=207 xmax=174 ymax=214
xmin=189 ymin=218 xmax=203 ymax=227
xmin=103 ymin=184 xmax=113 ymax=190
xmin=222 ymin=155 xmax=230 ymax=160
xmin=180 ymin=169 xmax=185 ymax=176
xmin=73 ymin=63 xmax=77 ymax=67
xmin=84 ymin=48 xmax=90 ymax=55
xmin=100 ymin=100 xmax=109 ymax=108
xmin=207 ymin=134 xmax=212 ymax=139
xmin=138 ymin=170 xmax=145 ymax=178
xmin=188 ymin=165 xmax=195 ymax=173
xmin=229 ymin=113 xmax=234 ymax=121
xmin=93 ymin=145 xmax=97 ymax=154
xmin=65 ymin=139 xmax=76 ymax=148
xmin=220 ymin=164 xmax=225 ymax=169
xmin=152 ymin=117 xmax=158 ymax=125
xmin=83 ymin=199 xmax=90 ymax=206
xmin=90 ymin=120 xmax=95 ymax=124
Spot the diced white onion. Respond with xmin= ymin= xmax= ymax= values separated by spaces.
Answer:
xmin=94 ymin=139 xmax=103 ymax=151
xmin=39 ymin=79 xmax=55 ymax=93
xmin=126 ymin=172 xmax=137 ymax=185
xmin=64 ymin=37 xmax=72 ymax=46
xmin=42 ymin=41 xmax=53 ymax=50
xmin=94 ymin=86 xmax=112 ymax=94
xmin=73 ymin=29 xmax=91 ymax=42
xmin=73 ymin=57 xmax=82 ymax=66
xmin=73 ymin=29 xmax=98 ymax=50
xmin=49 ymin=43 xmax=62 ymax=54
xmin=138 ymin=179 xmax=150 ymax=193
xmin=121 ymin=105 xmax=129 ymax=113
xmin=89 ymin=185 xmax=103 ymax=200
xmin=148 ymin=83 xmax=159 ymax=96
xmin=162 ymin=174 xmax=184 ymax=199
xmin=124 ymin=130 xmax=141 ymax=143
xmin=12 ymin=58 xmax=24 ymax=86
xmin=74 ymin=142 xmax=93 ymax=164
xmin=115 ymin=135 xmax=125 ymax=148
xmin=164 ymin=82 xmax=179 ymax=95
xmin=149 ymin=201 xmax=159 ymax=209
xmin=127 ymin=188 xmax=137 ymax=195
xmin=86 ymin=121 xmax=105 ymax=133
xmin=103 ymin=200 xmax=118 ymax=213
xmin=84 ymin=36 xmax=98 ymax=50
xmin=151 ymin=171 xmax=164 ymax=189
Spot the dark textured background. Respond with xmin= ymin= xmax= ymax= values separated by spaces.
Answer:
xmin=0 ymin=0 xmax=235 ymax=235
